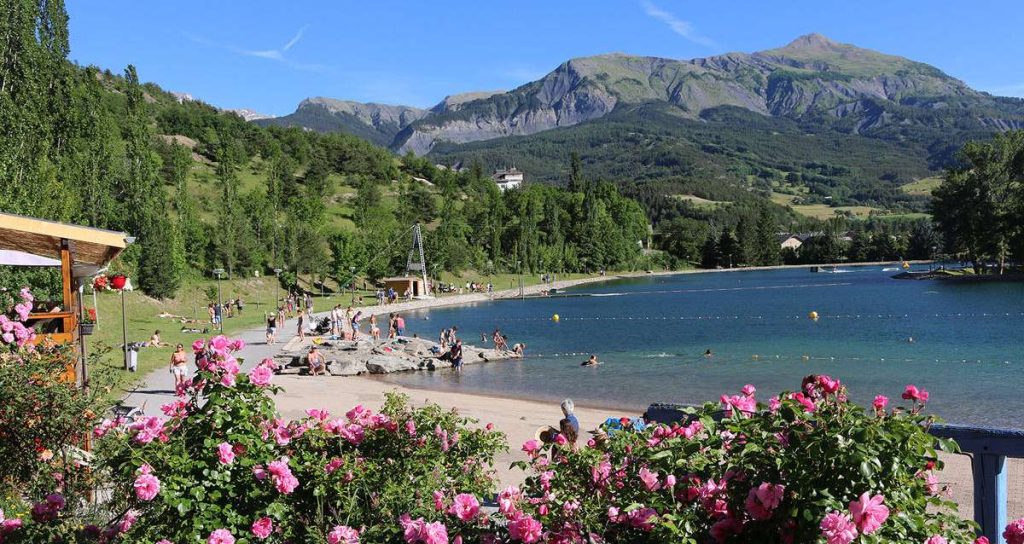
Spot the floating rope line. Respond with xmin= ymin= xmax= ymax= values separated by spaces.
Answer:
xmin=496 ymin=312 xmax=1024 ymax=323
xmin=512 ymin=351 xmax=1017 ymax=366
xmin=543 ymin=281 xmax=854 ymax=299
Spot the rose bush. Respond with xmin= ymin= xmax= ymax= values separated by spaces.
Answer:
xmin=89 ymin=336 xmax=507 ymax=543
xmin=509 ymin=375 xmax=979 ymax=543
xmin=2 ymin=324 xmax=1018 ymax=543
xmin=0 ymin=288 xmax=106 ymax=511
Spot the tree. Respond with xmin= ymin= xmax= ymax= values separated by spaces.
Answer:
xmin=932 ymin=131 xmax=1024 ymax=273
xmin=701 ymin=232 xmax=721 ymax=268
xmin=568 ymin=152 xmax=583 ymax=192
xmin=753 ymin=207 xmax=781 ymax=265
xmin=659 ymin=217 xmax=709 ymax=263
xmin=718 ymin=229 xmax=739 ymax=268
xmin=138 ymin=215 xmax=184 ymax=298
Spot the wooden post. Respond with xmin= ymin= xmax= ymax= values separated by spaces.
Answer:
xmin=973 ymin=453 xmax=1007 ymax=544
xmin=60 ymin=239 xmax=78 ymax=383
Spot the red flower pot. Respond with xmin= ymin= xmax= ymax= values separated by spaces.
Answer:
xmin=111 ymin=274 xmax=127 ymax=290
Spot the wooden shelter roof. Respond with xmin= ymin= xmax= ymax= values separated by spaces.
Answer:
xmin=0 ymin=212 xmax=128 ymax=268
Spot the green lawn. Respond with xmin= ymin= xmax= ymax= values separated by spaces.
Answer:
xmin=900 ymin=176 xmax=943 ymax=196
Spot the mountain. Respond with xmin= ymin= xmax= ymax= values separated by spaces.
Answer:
xmin=261 ymin=34 xmax=1024 ymax=155
xmin=228 ymin=108 xmax=272 ymax=122
xmin=256 ymin=97 xmax=430 ymax=147
xmin=253 ymin=34 xmax=1024 ymax=211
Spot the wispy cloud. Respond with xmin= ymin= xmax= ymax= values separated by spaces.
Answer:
xmin=640 ymin=0 xmax=718 ymax=48
xmin=187 ymin=26 xmax=330 ymax=73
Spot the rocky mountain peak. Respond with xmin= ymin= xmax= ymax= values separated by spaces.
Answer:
xmin=779 ymin=33 xmax=844 ymax=53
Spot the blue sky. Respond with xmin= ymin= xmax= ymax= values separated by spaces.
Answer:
xmin=67 ymin=1 xmax=1024 ymax=115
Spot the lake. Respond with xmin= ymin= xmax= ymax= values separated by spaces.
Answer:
xmin=381 ymin=266 xmax=1024 ymax=429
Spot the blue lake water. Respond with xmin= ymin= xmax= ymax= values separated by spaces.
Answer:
xmin=380 ymin=267 xmax=1024 ymax=429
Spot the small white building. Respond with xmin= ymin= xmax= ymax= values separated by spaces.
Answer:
xmin=492 ymin=167 xmax=524 ymax=191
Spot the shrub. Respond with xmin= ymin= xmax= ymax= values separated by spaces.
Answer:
xmin=90 ymin=335 xmax=506 ymax=543
xmin=509 ymin=376 xmax=978 ymax=543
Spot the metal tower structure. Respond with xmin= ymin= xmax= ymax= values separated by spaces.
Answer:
xmin=406 ymin=223 xmax=431 ymax=296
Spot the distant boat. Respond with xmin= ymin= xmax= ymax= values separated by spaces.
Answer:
xmin=810 ymin=266 xmax=852 ymax=274
xmin=881 ymin=267 xmax=900 ymax=272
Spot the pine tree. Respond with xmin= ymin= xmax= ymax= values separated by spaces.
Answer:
xmin=754 ymin=207 xmax=781 ymax=265
xmin=568 ymin=152 xmax=583 ymax=192
xmin=138 ymin=215 xmax=183 ymax=298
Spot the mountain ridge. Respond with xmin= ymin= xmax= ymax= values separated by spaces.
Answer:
xmin=255 ymin=33 xmax=1024 ymax=174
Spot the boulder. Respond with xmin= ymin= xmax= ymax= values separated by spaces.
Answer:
xmin=365 ymin=355 xmax=421 ymax=374
xmin=328 ymin=359 xmax=367 ymax=376
xmin=474 ymin=349 xmax=509 ymax=362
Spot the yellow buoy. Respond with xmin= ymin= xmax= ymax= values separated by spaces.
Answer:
xmin=808 ymin=311 xmax=819 ymax=320
xmin=552 ymin=314 xmax=560 ymax=322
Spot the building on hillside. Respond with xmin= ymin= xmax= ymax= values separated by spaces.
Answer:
xmin=491 ymin=167 xmax=523 ymax=191
xmin=779 ymin=234 xmax=804 ymax=250
xmin=778 ymin=233 xmax=819 ymax=250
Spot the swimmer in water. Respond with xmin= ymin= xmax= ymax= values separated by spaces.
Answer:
xmin=704 ymin=349 xmax=713 ymax=358
xmin=581 ymin=354 xmax=600 ymax=367
xmin=907 ymin=337 xmax=914 ymax=343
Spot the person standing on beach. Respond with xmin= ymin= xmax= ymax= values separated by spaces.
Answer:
xmin=395 ymin=314 xmax=406 ymax=336
xmin=559 ymin=399 xmax=580 ymax=448
xmin=297 ymin=311 xmax=305 ymax=340
xmin=351 ymin=311 xmax=363 ymax=339
xmin=277 ymin=306 xmax=286 ymax=330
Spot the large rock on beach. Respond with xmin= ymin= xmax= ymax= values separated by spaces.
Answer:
xmin=328 ymin=359 xmax=367 ymax=376
xmin=365 ymin=355 xmax=422 ymax=374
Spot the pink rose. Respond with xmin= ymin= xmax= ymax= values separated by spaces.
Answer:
xmin=975 ymin=537 xmax=991 ymax=544
xmin=267 ymin=459 xmax=299 ymax=494
xmin=626 ymin=507 xmax=657 ymax=532
xmin=251 ymin=517 xmax=273 ymax=540
xmin=191 ymin=340 xmax=205 ymax=352
xmin=210 ymin=335 xmax=229 ymax=352
xmin=449 ymin=493 xmax=480 ymax=521
xmin=508 ymin=514 xmax=543 ymax=542
xmin=207 ymin=529 xmax=235 ymax=544
xmin=741 ymin=384 xmax=756 ymax=396
xmin=249 ymin=365 xmax=273 ymax=387
xmin=522 ymin=439 xmax=541 ymax=457
xmin=745 ymin=482 xmax=784 ymax=520
xmin=217 ymin=442 xmax=235 ymax=464
xmin=638 ymin=467 xmax=660 ymax=491
xmin=849 ymin=492 xmax=889 ymax=534
xmin=422 ymin=521 xmax=448 ymax=544
xmin=873 ymin=395 xmax=889 ymax=411
xmin=820 ymin=512 xmax=858 ymax=544
xmin=817 ymin=375 xmax=840 ymax=394
xmin=902 ymin=384 xmax=929 ymax=403
xmin=925 ymin=537 xmax=947 ymax=544
xmin=1005 ymin=518 xmax=1024 ymax=544
xmin=134 ymin=471 xmax=161 ymax=501
xmin=328 ymin=525 xmax=360 ymax=544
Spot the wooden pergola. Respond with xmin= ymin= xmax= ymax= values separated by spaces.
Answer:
xmin=0 ymin=212 xmax=128 ymax=384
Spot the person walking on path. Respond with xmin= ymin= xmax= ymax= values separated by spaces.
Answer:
xmin=169 ymin=343 xmax=189 ymax=396
xmin=266 ymin=311 xmax=277 ymax=345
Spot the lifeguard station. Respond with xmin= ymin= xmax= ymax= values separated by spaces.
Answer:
xmin=0 ymin=212 xmax=129 ymax=386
